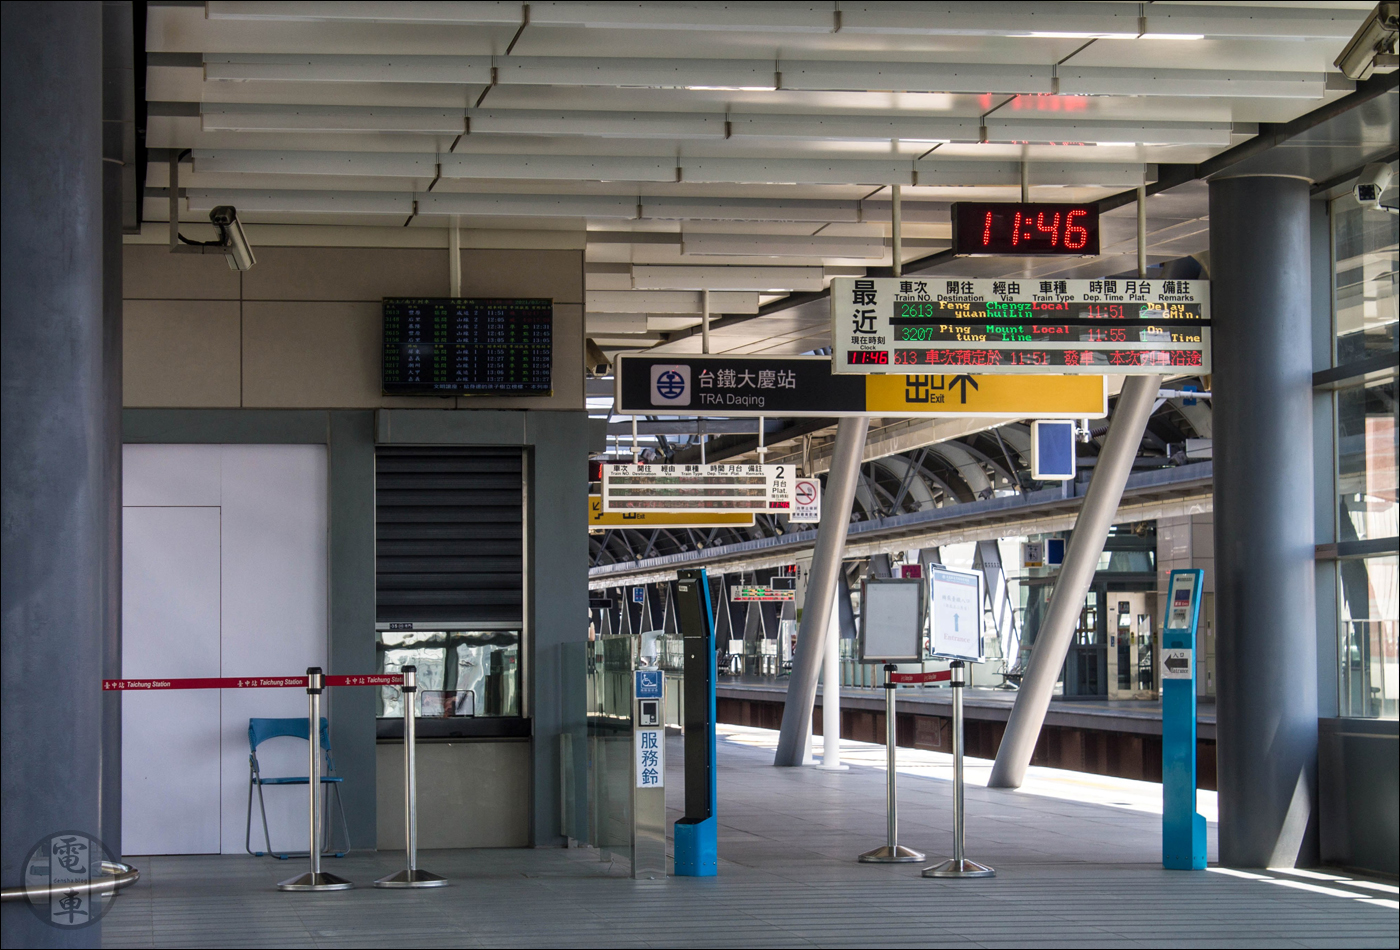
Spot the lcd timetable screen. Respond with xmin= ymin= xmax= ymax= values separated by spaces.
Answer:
xmin=951 ymin=202 xmax=1100 ymax=257
xmin=382 ymin=298 xmax=552 ymax=395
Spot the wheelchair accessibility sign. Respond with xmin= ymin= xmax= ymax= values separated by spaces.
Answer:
xmin=650 ymin=364 xmax=691 ymax=407
xmin=635 ymin=670 xmax=663 ymax=699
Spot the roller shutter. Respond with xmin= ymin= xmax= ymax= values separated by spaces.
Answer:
xmin=375 ymin=447 xmax=524 ymax=624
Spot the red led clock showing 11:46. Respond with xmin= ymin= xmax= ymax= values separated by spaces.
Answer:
xmin=951 ymin=202 xmax=1101 ymax=257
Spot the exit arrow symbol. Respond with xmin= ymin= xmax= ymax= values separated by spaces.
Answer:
xmin=948 ymin=374 xmax=980 ymax=403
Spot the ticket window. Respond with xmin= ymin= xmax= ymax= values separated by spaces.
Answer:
xmin=376 ymin=626 xmax=521 ymax=720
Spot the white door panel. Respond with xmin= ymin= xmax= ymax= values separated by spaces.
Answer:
xmin=121 ymin=505 xmax=222 ymax=855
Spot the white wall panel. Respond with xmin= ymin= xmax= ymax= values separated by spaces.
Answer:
xmin=121 ymin=444 xmax=329 ymax=855
xmin=218 ymin=444 xmax=328 ymax=854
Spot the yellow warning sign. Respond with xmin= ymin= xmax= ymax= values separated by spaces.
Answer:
xmin=863 ymin=374 xmax=1106 ymax=417
xmin=589 ymin=495 xmax=755 ymax=529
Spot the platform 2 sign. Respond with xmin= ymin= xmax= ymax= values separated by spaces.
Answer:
xmin=830 ymin=277 xmax=1211 ymax=375
xmin=601 ymin=462 xmax=796 ymax=513
xmin=615 ymin=354 xmax=1105 ymax=419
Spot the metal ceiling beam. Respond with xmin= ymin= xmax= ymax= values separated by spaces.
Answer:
xmin=198 ymin=103 xmax=1238 ymax=146
xmin=200 ymin=53 xmax=1339 ymax=98
xmin=205 ymin=1 xmax=1365 ymax=40
xmin=190 ymin=148 xmax=1151 ymax=188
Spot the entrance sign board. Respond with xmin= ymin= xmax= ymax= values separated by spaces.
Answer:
xmin=929 ymin=567 xmax=983 ymax=662
xmin=601 ymin=462 xmax=795 ymax=513
xmin=589 ymin=494 xmax=754 ymax=528
xmin=615 ymin=354 xmax=1106 ymax=419
xmin=858 ymin=578 xmax=925 ymax=663
xmin=830 ymin=277 xmax=1211 ymax=375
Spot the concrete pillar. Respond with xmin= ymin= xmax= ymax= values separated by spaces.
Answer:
xmin=775 ymin=416 xmax=868 ymax=766
xmin=1209 ymin=175 xmax=1318 ymax=868
xmin=2 ymin=2 xmax=109 ymax=946
xmin=101 ymin=0 xmax=133 ymax=860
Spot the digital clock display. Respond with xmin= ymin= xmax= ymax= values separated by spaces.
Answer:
xmin=951 ymin=202 xmax=1100 ymax=257
xmin=847 ymin=351 xmax=890 ymax=364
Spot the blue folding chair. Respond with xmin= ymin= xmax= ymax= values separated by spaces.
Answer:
xmin=245 ymin=717 xmax=351 ymax=859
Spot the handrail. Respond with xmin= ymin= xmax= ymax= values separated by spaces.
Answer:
xmin=0 ymin=861 xmax=139 ymax=903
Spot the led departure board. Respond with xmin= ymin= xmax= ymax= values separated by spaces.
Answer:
xmin=951 ymin=202 xmax=1100 ymax=256
xmin=382 ymin=297 xmax=552 ymax=395
xmin=831 ymin=277 xmax=1210 ymax=376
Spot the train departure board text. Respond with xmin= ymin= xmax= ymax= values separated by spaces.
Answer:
xmin=382 ymin=297 xmax=552 ymax=395
xmin=830 ymin=277 xmax=1210 ymax=376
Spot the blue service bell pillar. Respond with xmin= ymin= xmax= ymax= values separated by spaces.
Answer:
xmin=1162 ymin=570 xmax=1207 ymax=870
xmin=673 ymin=568 xmax=718 ymax=876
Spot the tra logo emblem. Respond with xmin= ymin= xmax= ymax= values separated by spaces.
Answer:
xmin=650 ymin=364 xmax=690 ymax=406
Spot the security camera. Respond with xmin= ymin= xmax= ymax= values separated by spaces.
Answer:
xmin=1335 ymin=2 xmax=1398 ymax=80
xmin=1355 ymin=163 xmax=1395 ymax=210
xmin=209 ymin=205 xmax=256 ymax=271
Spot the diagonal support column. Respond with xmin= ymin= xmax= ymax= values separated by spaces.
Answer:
xmin=774 ymin=415 xmax=868 ymax=766
xmin=987 ymin=374 xmax=1160 ymax=788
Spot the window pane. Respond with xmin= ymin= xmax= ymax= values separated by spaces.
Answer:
xmin=376 ymin=628 xmax=521 ymax=718
xmin=1332 ymin=188 xmax=1399 ymax=366
xmin=1339 ymin=554 xmax=1399 ymax=720
xmin=1336 ymin=377 xmax=1398 ymax=543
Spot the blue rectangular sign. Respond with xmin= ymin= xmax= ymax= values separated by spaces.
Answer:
xmin=635 ymin=670 xmax=663 ymax=700
xmin=1032 ymin=420 xmax=1076 ymax=480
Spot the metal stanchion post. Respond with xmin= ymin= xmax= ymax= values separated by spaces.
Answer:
xmin=279 ymin=667 xmax=353 ymax=891
xmin=377 ymin=666 xmax=448 ymax=887
xmin=859 ymin=664 xmax=924 ymax=863
xmin=923 ymin=661 xmax=994 ymax=878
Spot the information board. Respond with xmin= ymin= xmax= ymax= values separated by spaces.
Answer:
xmin=951 ymin=202 xmax=1100 ymax=257
xmin=615 ymin=354 xmax=1106 ymax=419
xmin=382 ymin=297 xmax=552 ymax=395
xmin=831 ymin=277 xmax=1210 ymax=375
xmin=858 ymin=578 xmax=925 ymax=663
xmin=730 ymin=586 xmax=796 ymax=602
xmin=601 ymin=462 xmax=795 ymax=513
xmin=929 ymin=566 xmax=983 ymax=661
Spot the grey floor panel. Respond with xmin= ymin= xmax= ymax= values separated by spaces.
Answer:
xmin=101 ymin=729 xmax=1397 ymax=949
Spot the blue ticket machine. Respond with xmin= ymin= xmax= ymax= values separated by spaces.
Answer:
xmin=673 ymin=568 xmax=718 ymax=876
xmin=1161 ymin=568 xmax=1207 ymax=870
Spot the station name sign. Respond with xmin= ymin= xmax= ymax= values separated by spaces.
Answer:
xmin=830 ymin=277 xmax=1211 ymax=375
xmin=615 ymin=354 xmax=1105 ymax=419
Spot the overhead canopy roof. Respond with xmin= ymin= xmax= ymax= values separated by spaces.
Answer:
xmin=142 ymin=0 xmax=1394 ymax=353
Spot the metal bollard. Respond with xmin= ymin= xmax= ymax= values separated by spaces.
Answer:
xmin=923 ymin=661 xmax=994 ymax=878
xmin=278 ymin=667 xmax=354 ymax=891
xmin=858 ymin=664 xmax=924 ymax=863
xmin=375 ymin=666 xmax=448 ymax=888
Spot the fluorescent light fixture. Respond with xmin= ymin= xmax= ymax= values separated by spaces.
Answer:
xmin=1025 ymin=31 xmax=1138 ymax=39
xmin=684 ymin=85 xmax=777 ymax=91
xmin=1024 ymin=31 xmax=1203 ymax=40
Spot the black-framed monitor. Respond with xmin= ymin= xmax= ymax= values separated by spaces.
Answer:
xmin=382 ymin=297 xmax=553 ymax=396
